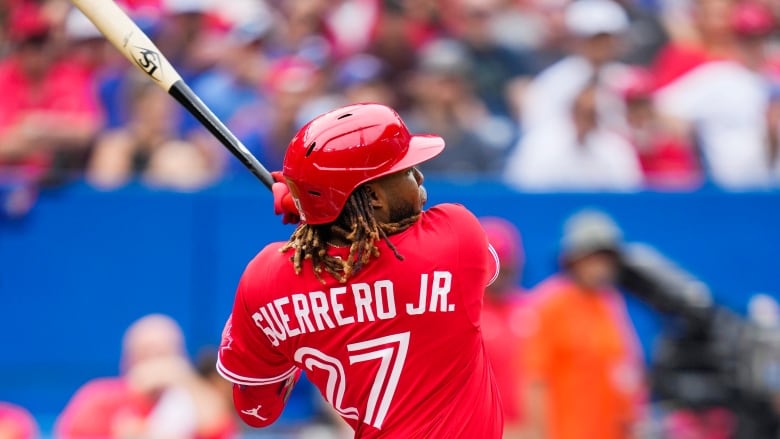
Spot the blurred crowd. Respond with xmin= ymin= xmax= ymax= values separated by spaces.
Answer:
xmin=1 ymin=0 xmax=780 ymax=200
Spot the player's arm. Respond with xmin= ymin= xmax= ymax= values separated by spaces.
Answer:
xmin=231 ymin=369 xmax=301 ymax=428
xmin=217 ymin=254 xmax=300 ymax=428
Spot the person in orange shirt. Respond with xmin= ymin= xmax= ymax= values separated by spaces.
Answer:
xmin=522 ymin=210 xmax=646 ymax=439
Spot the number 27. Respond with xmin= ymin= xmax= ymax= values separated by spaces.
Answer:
xmin=293 ymin=332 xmax=410 ymax=430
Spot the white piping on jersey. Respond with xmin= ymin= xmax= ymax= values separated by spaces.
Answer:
xmin=487 ymin=243 xmax=500 ymax=286
xmin=216 ymin=357 xmax=298 ymax=386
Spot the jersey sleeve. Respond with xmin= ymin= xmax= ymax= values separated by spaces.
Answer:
xmin=217 ymin=258 xmax=298 ymax=386
xmin=436 ymin=204 xmax=499 ymax=325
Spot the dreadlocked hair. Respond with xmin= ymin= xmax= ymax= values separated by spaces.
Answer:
xmin=280 ymin=186 xmax=419 ymax=283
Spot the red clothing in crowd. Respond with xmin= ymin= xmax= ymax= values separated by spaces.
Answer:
xmin=481 ymin=291 xmax=536 ymax=424
xmin=0 ymin=402 xmax=39 ymax=439
xmin=0 ymin=56 xmax=101 ymax=175
xmin=651 ymin=44 xmax=723 ymax=90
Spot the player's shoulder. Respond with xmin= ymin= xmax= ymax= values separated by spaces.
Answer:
xmin=249 ymin=241 xmax=288 ymax=263
xmin=424 ymin=203 xmax=482 ymax=230
xmin=241 ymin=241 xmax=292 ymax=282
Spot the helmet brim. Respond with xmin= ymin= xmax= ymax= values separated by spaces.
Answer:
xmin=386 ymin=134 xmax=445 ymax=173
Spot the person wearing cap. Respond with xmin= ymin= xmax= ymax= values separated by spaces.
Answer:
xmin=403 ymin=38 xmax=514 ymax=175
xmin=504 ymin=79 xmax=644 ymax=191
xmin=522 ymin=210 xmax=645 ymax=439
xmin=0 ymin=2 xmax=102 ymax=184
xmin=479 ymin=216 xmax=536 ymax=439
xmin=617 ymin=66 xmax=702 ymax=189
xmin=655 ymin=1 xmax=778 ymax=189
xmin=217 ymin=103 xmax=503 ymax=437
xmin=520 ymin=0 xmax=631 ymax=132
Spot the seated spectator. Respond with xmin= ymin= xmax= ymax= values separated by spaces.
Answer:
xmin=614 ymin=0 xmax=669 ymax=66
xmin=504 ymin=81 xmax=643 ymax=191
xmin=522 ymin=210 xmax=646 ymax=439
xmin=0 ymin=2 xmax=101 ymax=184
xmin=521 ymin=0 xmax=630 ymax=133
xmin=0 ymin=402 xmax=38 ymax=439
xmin=226 ymin=56 xmax=325 ymax=172
xmin=617 ymin=67 xmax=702 ymax=189
xmin=652 ymin=0 xmax=739 ymax=88
xmin=55 ymin=314 xmax=236 ymax=439
xmin=479 ymin=216 xmax=535 ymax=439
xmin=440 ymin=0 xmax=535 ymax=118
xmin=186 ymin=11 xmax=274 ymax=174
xmin=768 ymin=85 xmax=780 ymax=182
xmin=403 ymin=38 xmax=515 ymax=175
xmin=654 ymin=1 xmax=777 ymax=189
xmin=87 ymin=76 xmax=219 ymax=190
xmin=335 ymin=53 xmax=396 ymax=107
xmin=365 ymin=0 xmax=442 ymax=97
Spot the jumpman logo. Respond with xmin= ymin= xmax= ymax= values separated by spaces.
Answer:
xmin=241 ymin=404 xmax=268 ymax=421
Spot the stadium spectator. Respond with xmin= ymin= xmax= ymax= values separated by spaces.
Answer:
xmin=0 ymin=2 xmax=101 ymax=184
xmin=653 ymin=0 xmax=736 ymax=88
xmin=403 ymin=38 xmax=514 ymax=175
xmin=441 ymin=0 xmax=535 ymax=118
xmin=237 ymin=56 xmax=325 ymax=172
xmin=654 ymin=1 xmax=778 ymax=189
xmin=769 ymin=85 xmax=780 ymax=182
xmin=615 ymin=0 xmax=669 ymax=66
xmin=155 ymin=0 xmax=221 ymax=85
xmin=616 ymin=66 xmax=702 ymax=189
xmin=0 ymin=402 xmax=38 ymax=439
xmin=365 ymin=0 xmax=443 ymax=97
xmin=520 ymin=0 xmax=630 ymax=132
xmin=479 ymin=216 xmax=535 ymax=439
xmin=335 ymin=53 xmax=396 ymax=107
xmin=55 ymin=314 xmax=236 ymax=439
xmin=504 ymin=80 xmax=644 ymax=191
xmin=86 ymin=76 xmax=219 ymax=190
xmin=187 ymin=10 xmax=275 ymax=175
xmin=522 ymin=209 xmax=646 ymax=439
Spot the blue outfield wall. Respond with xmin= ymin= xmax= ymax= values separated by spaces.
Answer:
xmin=1 ymin=176 xmax=779 ymax=420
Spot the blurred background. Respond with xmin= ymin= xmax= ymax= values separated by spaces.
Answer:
xmin=1 ymin=0 xmax=779 ymax=437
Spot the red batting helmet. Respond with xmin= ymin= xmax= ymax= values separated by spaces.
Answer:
xmin=282 ymin=103 xmax=445 ymax=224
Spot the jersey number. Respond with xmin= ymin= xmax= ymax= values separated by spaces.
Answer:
xmin=293 ymin=332 xmax=410 ymax=430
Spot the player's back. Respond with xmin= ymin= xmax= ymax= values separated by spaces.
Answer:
xmin=221 ymin=203 xmax=503 ymax=438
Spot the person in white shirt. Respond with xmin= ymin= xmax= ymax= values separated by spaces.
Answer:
xmin=521 ymin=0 xmax=630 ymax=132
xmin=654 ymin=1 xmax=777 ymax=189
xmin=505 ymin=81 xmax=643 ymax=191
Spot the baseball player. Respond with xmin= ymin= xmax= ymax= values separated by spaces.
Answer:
xmin=217 ymin=103 xmax=503 ymax=438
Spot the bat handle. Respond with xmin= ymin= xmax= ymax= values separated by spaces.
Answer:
xmin=169 ymin=80 xmax=275 ymax=190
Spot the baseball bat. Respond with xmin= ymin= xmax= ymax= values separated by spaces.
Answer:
xmin=69 ymin=0 xmax=275 ymax=189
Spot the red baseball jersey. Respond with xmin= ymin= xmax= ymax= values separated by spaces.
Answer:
xmin=218 ymin=203 xmax=503 ymax=438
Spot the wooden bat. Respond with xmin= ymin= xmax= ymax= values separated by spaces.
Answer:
xmin=69 ymin=0 xmax=275 ymax=189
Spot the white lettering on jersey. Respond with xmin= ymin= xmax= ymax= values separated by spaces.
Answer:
xmin=274 ymin=297 xmax=299 ymax=337
xmin=310 ymin=291 xmax=336 ymax=331
xmin=251 ymin=273 xmax=455 ymax=342
xmin=291 ymin=293 xmax=315 ymax=333
xmin=429 ymin=271 xmax=453 ymax=312
xmin=331 ymin=287 xmax=355 ymax=326
xmin=374 ymin=280 xmax=396 ymax=320
xmin=352 ymin=282 xmax=375 ymax=322
xmin=408 ymin=271 xmax=455 ymax=315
